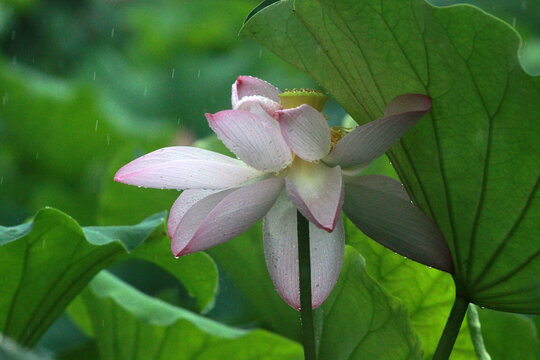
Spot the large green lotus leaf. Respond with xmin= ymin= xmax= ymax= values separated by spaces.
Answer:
xmin=317 ymin=246 xmax=422 ymax=359
xmin=478 ymin=308 xmax=540 ymax=359
xmin=242 ymin=0 xmax=540 ymax=314
xmin=70 ymin=271 xmax=303 ymax=360
xmin=0 ymin=208 xmax=218 ymax=346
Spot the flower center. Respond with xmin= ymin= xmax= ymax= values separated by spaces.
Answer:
xmin=330 ymin=126 xmax=350 ymax=148
xmin=278 ymin=89 xmax=328 ymax=111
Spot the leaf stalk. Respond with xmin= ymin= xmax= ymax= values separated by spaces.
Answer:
xmin=433 ymin=296 xmax=469 ymax=360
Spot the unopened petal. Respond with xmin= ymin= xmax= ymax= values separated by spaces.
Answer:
xmin=172 ymin=177 xmax=284 ymax=256
xmin=275 ymin=104 xmax=331 ymax=162
xmin=285 ymin=158 xmax=343 ymax=231
xmin=231 ymin=75 xmax=281 ymax=107
xmin=114 ymin=147 xmax=262 ymax=190
xmin=206 ymin=107 xmax=293 ymax=172
xmin=343 ymin=183 xmax=453 ymax=273
xmin=324 ymin=94 xmax=432 ymax=167
xmin=263 ymin=192 xmax=345 ymax=309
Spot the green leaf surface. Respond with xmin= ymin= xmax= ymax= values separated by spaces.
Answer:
xmin=0 ymin=208 xmax=218 ymax=346
xmin=242 ymin=0 xmax=540 ymax=314
xmin=71 ymin=271 xmax=303 ymax=360
xmin=478 ymin=308 xmax=540 ymax=360
xmin=317 ymin=246 xmax=423 ymax=359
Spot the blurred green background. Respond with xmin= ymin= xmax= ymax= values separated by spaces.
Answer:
xmin=0 ymin=0 xmax=539 ymax=357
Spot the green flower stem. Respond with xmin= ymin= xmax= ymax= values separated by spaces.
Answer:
xmin=297 ymin=211 xmax=317 ymax=360
xmin=433 ymin=296 xmax=469 ymax=360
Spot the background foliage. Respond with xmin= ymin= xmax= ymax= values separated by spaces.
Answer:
xmin=0 ymin=0 xmax=539 ymax=359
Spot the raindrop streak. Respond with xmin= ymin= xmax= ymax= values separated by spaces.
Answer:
xmin=95 ymin=119 xmax=99 ymax=132
xmin=143 ymin=86 xmax=148 ymax=96
xmin=93 ymin=71 xmax=96 ymax=81
xmin=0 ymin=176 xmax=3 ymax=185
xmin=522 ymin=0 xmax=527 ymax=11
xmin=2 ymin=94 xmax=7 ymax=105
xmin=111 ymin=28 xmax=115 ymax=37
xmin=107 ymin=133 xmax=111 ymax=146
xmin=197 ymin=69 xmax=201 ymax=78
xmin=259 ymin=48 xmax=263 ymax=58
xmin=513 ymin=17 xmax=517 ymax=27
xmin=35 ymin=152 xmax=39 ymax=159
xmin=171 ymin=68 xmax=175 ymax=79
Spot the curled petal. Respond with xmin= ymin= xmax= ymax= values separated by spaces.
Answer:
xmin=114 ymin=147 xmax=262 ymax=190
xmin=171 ymin=177 xmax=284 ymax=256
xmin=231 ymin=75 xmax=281 ymax=108
xmin=343 ymin=183 xmax=453 ymax=273
xmin=344 ymin=174 xmax=410 ymax=201
xmin=275 ymin=104 xmax=331 ymax=162
xmin=234 ymin=95 xmax=282 ymax=115
xmin=324 ymin=94 xmax=432 ymax=167
xmin=285 ymin=158 xmax=343 ymax=231
xmin=206 ymin=106 xmax=293 ymax=172
xmin=263 ymin=192 xmax=345 ymax=309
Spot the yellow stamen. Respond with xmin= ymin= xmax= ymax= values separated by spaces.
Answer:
xmin=330 ymin=126 xmax=350 ymax=148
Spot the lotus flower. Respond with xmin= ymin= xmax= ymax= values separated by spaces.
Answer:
xmin=114 ymin=76 xmax=452 ymax=309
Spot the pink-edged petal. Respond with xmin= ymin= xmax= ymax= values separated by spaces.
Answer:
xmin=206 ymin=106 xmax=293 ymax=172
xmin=263 ymin=192 xmax=345 ymax=309
xmin=343 ymin=183 xmax=453 ymax=273
xmin=167 ymin=189 xmax=220 ymax=239
xmin=114 ymin=146 xmax=262 ymax=190
xmin=285 ymin=158 xmax=343 ymax=231
xmin=172 ymin=177 xmax=284 ymax=256
xmin=234 ymin=95 xmax=282 ymax=115
xmin=275 ymin=104 xmax=331 ymax=161
xmin=344 ymin=174 xmax=410 ymax=201
xmin=324 ymin=94 xmax=432 ymax=167
xmin=231 ymin=75 xmax=281 ymax=108
xmin=310 ymin=217 xmax=345 ymax=308
xmin=262 ymin=191 xmax=299 ymax=308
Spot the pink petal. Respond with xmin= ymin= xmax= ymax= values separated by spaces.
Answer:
xmin=309 ymin=217 xmax=345 ymax=308
xmin=114 ymin=147 xmax=262 ymax=190
xmin=275 ymin=104 xmax=331 ymax=162
xmin=343 ymin=182 xmax=453 ymax=272
xmin=172 ymin=177 xmax=284 ymax=256
xmin=231 ymin=75 xmax=281 ymax=108
xmin=206 ymin=107 xmax=293 ymax=172
xmin=263 ymin=192 xmax=345 ymax=309
xmin=167 ymin=189 xmax=220 ymax=239
xmin=324 ymin=94 xmax=432 ymax=167
xmin=285 ymin=158 xmax=343 ymax=231
xmin=234 ymin=95 xmax=282 ymax=115
xmin=344 ymin=174 xmax=410 ymax=201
